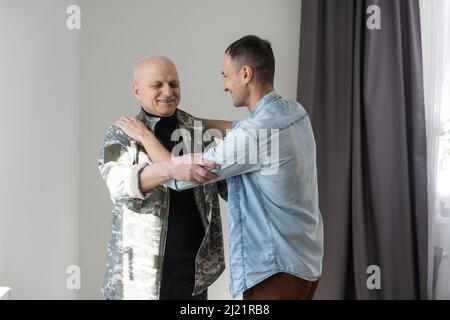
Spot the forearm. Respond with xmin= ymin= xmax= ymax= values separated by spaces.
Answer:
xmin=140 ymin=131 xmax=172 ymax=162
xmin=200 ymin=118 xmax=233 ymax=136
xmin=135 ymin=128 xmax=220 ymax=192
xmin=139 ymin=161 xmax=174 ymax=193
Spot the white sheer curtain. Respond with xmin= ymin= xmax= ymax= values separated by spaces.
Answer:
xmin=420 ymin=0 xmax=450 ymax=300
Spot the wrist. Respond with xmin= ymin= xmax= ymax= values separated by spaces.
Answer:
xmin=139 ymin=130 xmax=154 ymax=144
xmin=163 ymin=159 xmax=177 ymax=180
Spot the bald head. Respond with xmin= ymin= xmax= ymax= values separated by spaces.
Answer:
xmin=132 ymin=55 xmax=181 ymax=116
xmin=133 ymin=55 xmax=178 ymax=84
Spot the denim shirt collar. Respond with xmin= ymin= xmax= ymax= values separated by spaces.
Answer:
xmin=250 ymin=90 xmax=281 ymax=119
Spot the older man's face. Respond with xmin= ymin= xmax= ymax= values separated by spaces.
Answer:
xmin=134 ymin=59 xmax=180 ymax=117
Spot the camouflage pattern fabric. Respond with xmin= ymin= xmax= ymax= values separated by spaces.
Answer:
xmin=98 ymin=109 xmax=225 ymax=300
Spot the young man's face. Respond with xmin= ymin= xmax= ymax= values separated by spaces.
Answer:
xmin=222 ymin=54 xmax=248 ymax=108
xmin=133 ymin=59 xmax=180 ymax=116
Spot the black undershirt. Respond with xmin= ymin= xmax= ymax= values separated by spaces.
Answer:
xmin=142 ymin=108 xmax=205 ymax=297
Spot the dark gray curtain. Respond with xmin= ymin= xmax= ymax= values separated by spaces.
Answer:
xmin=298 ymin=0 xmax=428 ymax=299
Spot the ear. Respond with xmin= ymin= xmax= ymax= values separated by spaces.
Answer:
xmin=132 ymin=82 xmax=140 ymax=98
xmin=240 ymin=65 xmax=253 ymax=85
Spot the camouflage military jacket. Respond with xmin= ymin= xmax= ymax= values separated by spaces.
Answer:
xmin=98 ymin=108 xmax=225 ymax=300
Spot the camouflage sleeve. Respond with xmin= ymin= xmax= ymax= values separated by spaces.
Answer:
xmin=98 ymin=126 xmax=150 ymax=204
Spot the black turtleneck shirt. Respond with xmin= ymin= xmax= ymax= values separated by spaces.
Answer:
xmin=142 ymin=108 xmax=205 ymax=290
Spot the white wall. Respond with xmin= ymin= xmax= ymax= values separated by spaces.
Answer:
xmin=0 ymin=0 xmax=301 ymax=299
xmin=0 ymin=0 xmax=79 ymax=299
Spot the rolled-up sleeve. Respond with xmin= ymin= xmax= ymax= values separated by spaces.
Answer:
xmin=99 ymin=151 xmax=150 ymax=202
xmin=98 ymin=127 xmax=150 ymax=203
xmin=123 ymin=162 xmax=149 ymax=199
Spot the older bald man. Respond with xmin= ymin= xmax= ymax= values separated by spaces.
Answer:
xmin=98 ymin=56 xmax=226 ymax=300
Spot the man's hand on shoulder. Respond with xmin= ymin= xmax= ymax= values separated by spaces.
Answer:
xmin=113 ymin=116 xmax=150 ymax=143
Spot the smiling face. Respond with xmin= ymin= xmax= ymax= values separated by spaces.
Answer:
xmin=133 ymin=56 xmax=180 ymax=116
xmin=222 ymin=53 xmax=249 ymax=108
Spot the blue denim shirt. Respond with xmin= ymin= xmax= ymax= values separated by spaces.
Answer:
xmin=167 ymin=91 xmax=323 ymax=298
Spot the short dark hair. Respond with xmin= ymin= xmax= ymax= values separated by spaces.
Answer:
xmin=225 ymin=35 xmax=275 ymax=85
